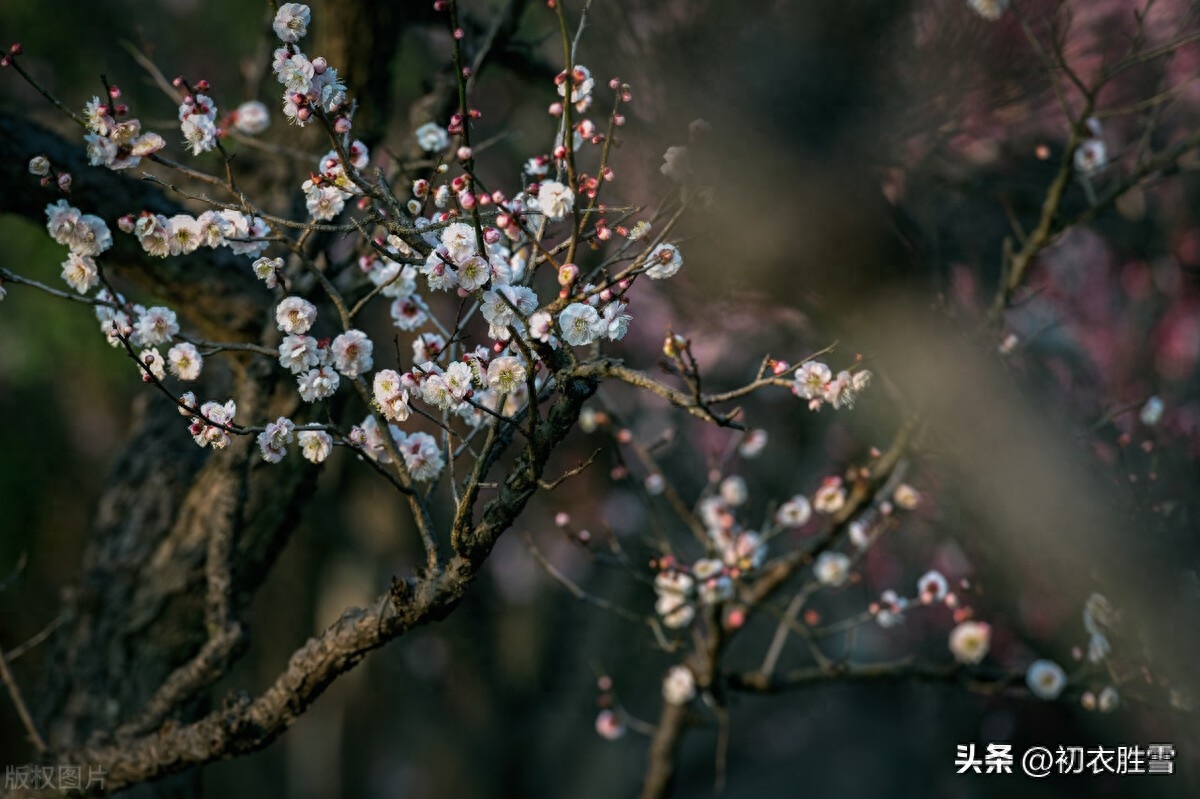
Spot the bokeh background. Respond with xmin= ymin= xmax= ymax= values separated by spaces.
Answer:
xmin=1 ymin=0 xmax=1199 ymax=797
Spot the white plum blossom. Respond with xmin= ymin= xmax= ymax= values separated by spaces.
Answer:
xmin=558 ymin=302 xmax=603 ymax=347
xmin=1026 ymin=660 xmax=1067 ymax=700
xmin=529 ymin=310 xmax=554 ymax=342
xmin=135 ymin=214 xmax=172 ymax=258
xmin=373 ymin=370 xmax=412 ymax=422
xmin=814 ymin=552 xmax=851 ymax=587
xmin=139 ymin=348 xmax=166 ymax=381
xmin=278 ymin=334 xmax=321 ymax=373
xmin=1097 ymin=686 xmax=1119 ymax=713
xmin=443 ymin=361 xmax=474 ymax=401
xmin=45 ymin=201 xmax=112 ymax=257
xmin=557 ymin=65 xmax=595 ymax=112
xmin=193 ymin=400 xmax=237 ymax=449
xmin=457 ymin=255 xmax=491 ymax=291
xmin=166 ymin=215 xmax=203 ymax=256
xmin=876 ymin=590 xmax=908 ymax=628
xmin=662 ymin=665 xmax=696 ymax=706
xmin=397 ymin=430 xmax=444 ymax=481
xmin=298 ymin=366 xmax=340 ymax=402
xmin=776 ymin=495 xmax=813 ymax=527
xmin=594 ymin=710 xmax=625 ymax=741
xmin=719 ymin=476 xmax=748 ymax=507
xmin=257 ymin=416 xmax=295 ymax=463
xmin=197 ymin=210 xmax=233 ymax=248
xmin=181 ymin=114 xmax=218 ymax=156
xmin=331 ymin=329 xmax=373 ymax=377
xmin=967 ymin=0 xmax=1009 ymax=20
xmin=298 ymin=430 xmax=333 ymax=463
xmin=61 ymin=253 xmax=98 ymax=294
xmin=893 ymin=483 xmax=920 ymax=510
xmin=917 ymin=570 xmax=948 ymax=603
xmin=739 ymin=429 xmax=768 ymax=458
xmin=134 ymin=306 xmax=179 ymax=346
xmin=415 ymin=122 xmax=450 ymax=153
xmin=167 ymin=343 xmax=203 ymax=380
xmin=1074 ymin=138 xmax=1107 ymax=176
xmin=599 ymin=301 xmax=631 ymax=340
xmin=413 ymin=333 xmax=446 ymax=364
xmin=1140 ymin=396 xmax=1164 ymax=426
xmin=440 ymin=222 xmax=478 ymax=263
xmin=390 ymin=297 xmax=428 ymax=331
xmin=253 ymin=256 xmax=284 ymax=288
xmin=273 ymin=3 xmax=311 ymax=42
xmin=233 ymin=100 xmax=270 ymax=135
xmin=303 ymin=180 xmax=347 ymax=221
xmin=486 ymin=356 xmax=526 ymax=394
xmin=277 ymin=53 xmax=316 ymax=95
xmin=794 ymin=361 xmax=832 ymax=401
xmin=644 ymin=243 xmax=683 ymax=280
xmin=276 ymin=296 xmax=318 ymax=334
xmin=948 ymin=620 xmax=991 ymax=664
xmin=813 ymin=480 xmax=846 ymax=515
xmin=536 ymin=180 xmax=574 ymax=221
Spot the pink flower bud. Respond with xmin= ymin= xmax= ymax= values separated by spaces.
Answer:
xmin=548 ymin=102 xmax=563 ymax=117
xmin=9 ymin=43 xmax=23 ymax=56
xmin=483 ymin=227 xmax=500 ymax=244
xmin=412 ymin=179 xmax=429 ymax=197
xmin=296 ymin=107 xmax=311 ymax=122
xmin=608 ymin=77 xmax=620 ymax=89
xmin=771 ymin=360 xmax=790 ymax=375
xmin=118 ymin=214 xmax=135 ymax=233
xmin=555 ymin=512 xmax=570 ymax=527
xmin=557 ymin=263 xmax=579 ymax=286
xmin=453 ymin=27 xmax=465 ymax=40
xmin=456 ymin=145 xmax=472 ymax=161
xmin=108 ymin=85 xmax=121 ymax=99
xmin=334 ymin=116 xmax=352 ymax=134
xmin=553 ymin=145 xmax=566 ymax=159
xmin=459 ymin=191 xmax=476 ymax=209
xmin=311 ymin=56 xmax=327 ymax=73
xmin=56 ymin=173 xmax=72 ymax=191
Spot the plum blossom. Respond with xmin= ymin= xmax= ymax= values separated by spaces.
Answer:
xmin=278 ymin=334 xmax=321 ymax=373
xmin=61 ymin=253 xmax=98 ymax=294
xmin=594 ymin=710 xmax=625 ymax=741
xmin=253 ymin=256 xmax=284 ymax=288
xmin=298 ymin=430 xmax=333 ymax=464
xmin=192 ymin=400 xmax=237 ymax=449
xmin=167 ymin=343 xmax=203 ymax=380
xmin=1026 ymin=660 xmax=1067 ymax=699
xmin=486 ymin=357 xmax=526 ymax=395
xmin=558 ymin=302 xmax=603 ymax=346
xmin=948 ymin=620 xmax=991 ymax=664
xmin=134 ymin=306 xmax=179 ymax=346
xmin=276 ymin=297 xmax=317 ymax=334
xmin=273 ymin=3 xmax=311 ymax=42
xmin=415 ymin=122 xmax=450 ymax=153
xmin=232 ymin=100 xmax=270 ymax=135
xmin=331 ymin=329 xmax=373 ymax=377
xmin=536 ymin=180 xmax=574 ymax=221
xmin=917 ymin=570 xmax=948 ymax=603
xmin=373 ymin=370 xmax=412 ymax=422
xmin=397 ymin=430 xmax=444 ymax=481
xmin=662 ymin=665 xmax=696 ymax=705
xmin=776 ymin=495 xmax=812 ymax=527
xmin=967 ymin=0 xmax=1009 ymax=20
xmin=644 ymin=243 xmax=683 ymax=280
xmin=257 ymin=416 xmax=296 ymax=462
xmin=813 ymin=479 xmax=846 ymax=514
xmin=298 ymin=366 xmax=340 ymax=402
xmin=794 ymin=361 xmax=832 ymax=401
xmin=814 ymin=552 xmax=851 ymax=587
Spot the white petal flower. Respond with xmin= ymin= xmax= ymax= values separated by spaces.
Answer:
xmin=662 ymin=665 xmax=696 ymax=706
xmin=331 ymin=329 xmax=374 ymax=377
xmin=814 ymin=552 xmax=851 ymax=587
xmin=276 ymin=296 xmax=318 ymax=334
xmin=486 ymin=356 xmax=527 ymax=395
xmin=1026 ymin=659 xmax=1067 ymax=700
xmin=536 ymin=180 xmax=574 ymax=221
xmin=776 ymin=496 xmax=813 ymax=527
xmin=558 ymin=302 xmax=602 ymax=347
xmin=298 ymin=430 xmax=333 ymax=463
xmin=278 ymin=334 xmax=321 ymax=373
xmin=273 ymin=3 xmax=311 ymax=42
xmin=61 ymin=253 xmax=98 ymax=294
xmin=233 ymin=100 xmax=270 ymax=135
xmin=298 ymin=366 xmax=340 ymax=402
xmin=644 ymin=243 xmax=683 ymax=280
xmin=948 ymin=621 xmax=991 ymax=664
xmin=168 ymin=342 xmax=203 ymax=380
xmin=415 ymin=122 xmax=450 ymax=153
